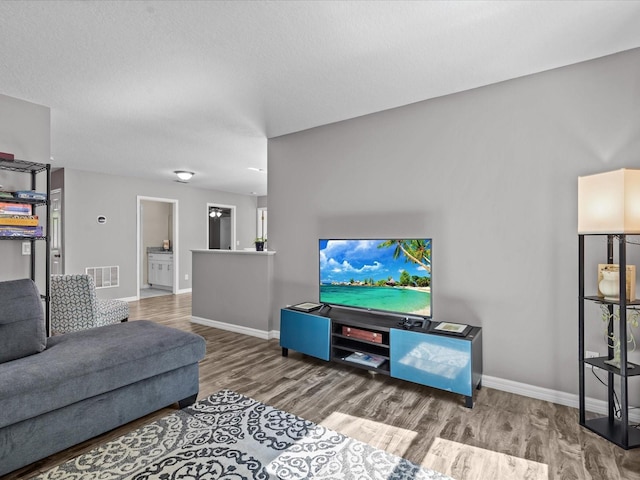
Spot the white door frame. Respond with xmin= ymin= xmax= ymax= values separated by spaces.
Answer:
xmin=206 ymin=202 xmax=236 ymax=250
xmin=137 ymin=196 xmax=179 ymax=298
xmin=50 ymin=188 xmax=63 ymax=275
xmin=257 ymin=207 xmax=267 ymax=240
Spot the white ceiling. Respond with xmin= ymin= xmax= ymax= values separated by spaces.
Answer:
xmin=1 ymin=1 xmax=640 ymax=196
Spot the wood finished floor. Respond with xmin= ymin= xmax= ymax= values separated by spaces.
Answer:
xmin=5 ymin=293 xmax=640 ymax=480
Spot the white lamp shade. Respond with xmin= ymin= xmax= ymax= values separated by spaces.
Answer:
xmin=578 ymin=168 xmax=640 ymax=234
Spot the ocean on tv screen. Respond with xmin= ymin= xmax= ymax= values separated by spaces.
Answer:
xmin=319 ymin=239 xmax=431 ymax=317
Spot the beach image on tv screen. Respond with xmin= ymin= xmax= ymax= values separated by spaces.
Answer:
xmin=319 ymin=239 xmax=431 ymax=317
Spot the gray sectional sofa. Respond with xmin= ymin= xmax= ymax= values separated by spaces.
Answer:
xmin=0 ymin=278 xmax=207 ymax=476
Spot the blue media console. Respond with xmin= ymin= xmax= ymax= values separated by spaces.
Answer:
xmin=280 ymin=306 xmax=482 ymax=408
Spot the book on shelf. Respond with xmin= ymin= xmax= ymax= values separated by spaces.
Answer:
xmin=0 ymin=225 xmax=43 ymax=237
xmin=14 ymin=190 xmax=47 ymax=201
xmin=0 ymin=214 xmax=38 ymax=226
xmin=290 ymin=302 xmax=323 ymax=312
xmin=0 ymin=202 xmax=32 ymax=215
xmin=430 ymin=321 xmax=472 ymax=337
xmin=343 ymin=351 xmax=386 ymax=368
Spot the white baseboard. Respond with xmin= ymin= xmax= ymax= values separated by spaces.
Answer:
xmin=118 ymin=286 xmax=191 ymax=302
xmin=482 ymin=375 xmax=576 ymax=406
xmin=482 ymin=375 xmax=640 ymax=422
xmin=190 ymin=316 xmax=279 ymax=340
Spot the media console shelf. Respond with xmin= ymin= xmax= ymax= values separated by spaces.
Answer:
xmin=280 ymin=306 xmax=483 ymax=408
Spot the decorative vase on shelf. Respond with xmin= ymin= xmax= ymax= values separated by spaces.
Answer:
xmin=599 ymin=269 xmax=620 ymax=300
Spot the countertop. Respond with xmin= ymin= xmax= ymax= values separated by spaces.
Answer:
xmin=191 ymin=249 xmax=275 ymax=255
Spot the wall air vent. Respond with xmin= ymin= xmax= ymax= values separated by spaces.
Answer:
xmin=86 ymin=266 xmax=119 ymax=289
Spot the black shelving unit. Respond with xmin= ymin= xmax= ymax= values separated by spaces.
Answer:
xmin=0 ymin=158 xmax=51 ymax=334
xmin=579 ymin=233 xmax=640 ymax=449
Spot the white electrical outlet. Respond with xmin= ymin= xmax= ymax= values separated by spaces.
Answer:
xmin=586 ymin=350 xmax=599 ymax=358
xmin=21 ymin=242 xmax=31 ymax=256
xmin=185 ymin=274 xmax=189 ymax=280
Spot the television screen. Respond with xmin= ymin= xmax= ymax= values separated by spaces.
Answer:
xmin=319 ymin=238 xmax=431 ymax=318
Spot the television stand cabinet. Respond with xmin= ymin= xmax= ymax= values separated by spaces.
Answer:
xmin=280 ymin=306 xmax=483 ymax=408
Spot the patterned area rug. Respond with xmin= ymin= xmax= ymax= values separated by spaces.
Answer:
xmin=34 ymin=390 xmax=453 ymax=479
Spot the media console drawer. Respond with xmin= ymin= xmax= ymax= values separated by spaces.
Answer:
xmin=390 ymin=327 xmax=483 ymax=408
xmin=341 ymin=326 xmax=383 ymax=343
xmin=280 ymin=309 xmax=330 ymax=361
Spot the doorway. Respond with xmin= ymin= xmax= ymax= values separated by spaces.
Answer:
xmin=207 ymin=203 xmax=236 ymax=250
xmin=137 ymin=196 xmax=179 ymax=299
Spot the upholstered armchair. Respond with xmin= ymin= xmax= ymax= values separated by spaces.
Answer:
xmin=50 ymin=274 xmax=129 ymax=334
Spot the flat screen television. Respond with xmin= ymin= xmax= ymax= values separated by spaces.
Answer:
xmin=319 ymin=238 xmax=431 ymax=318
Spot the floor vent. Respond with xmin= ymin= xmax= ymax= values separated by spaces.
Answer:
xmin=86 ymin=266 xmax=119 ymax=289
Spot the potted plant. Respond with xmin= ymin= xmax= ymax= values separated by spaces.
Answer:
xmin=254 ymin=237 xmax=266 ymax=251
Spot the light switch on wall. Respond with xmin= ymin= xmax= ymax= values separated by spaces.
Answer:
xmin=21 ymin=242 xmax=31 ymax=256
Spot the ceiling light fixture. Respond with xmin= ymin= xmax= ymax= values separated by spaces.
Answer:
xmin=209 ymin=209 xmax=222 ymax=218
xmin=174 ymin=170 xmax=194 ymax=182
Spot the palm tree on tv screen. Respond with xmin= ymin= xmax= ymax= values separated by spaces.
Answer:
xmin=378 ymin=239 xmax=431 ymax=273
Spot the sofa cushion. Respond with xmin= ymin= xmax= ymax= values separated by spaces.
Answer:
xmin=0 ymin=279 xmax=46 ymax=363
xmin=0 ymin=320 xmax=206 ymax=429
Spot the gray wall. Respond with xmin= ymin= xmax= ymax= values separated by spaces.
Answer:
xmin=0 ymin=94 xmax=50 ymax=291
xmin=0 ymin=94 xmax=50 ymax=163
xmin=192 ymin=251 xmax=274 ymax=333
xmin=63 ymin=168 xmax=259 ymax=299
xmin=268 ymin=48 xmax=640 ymax=395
